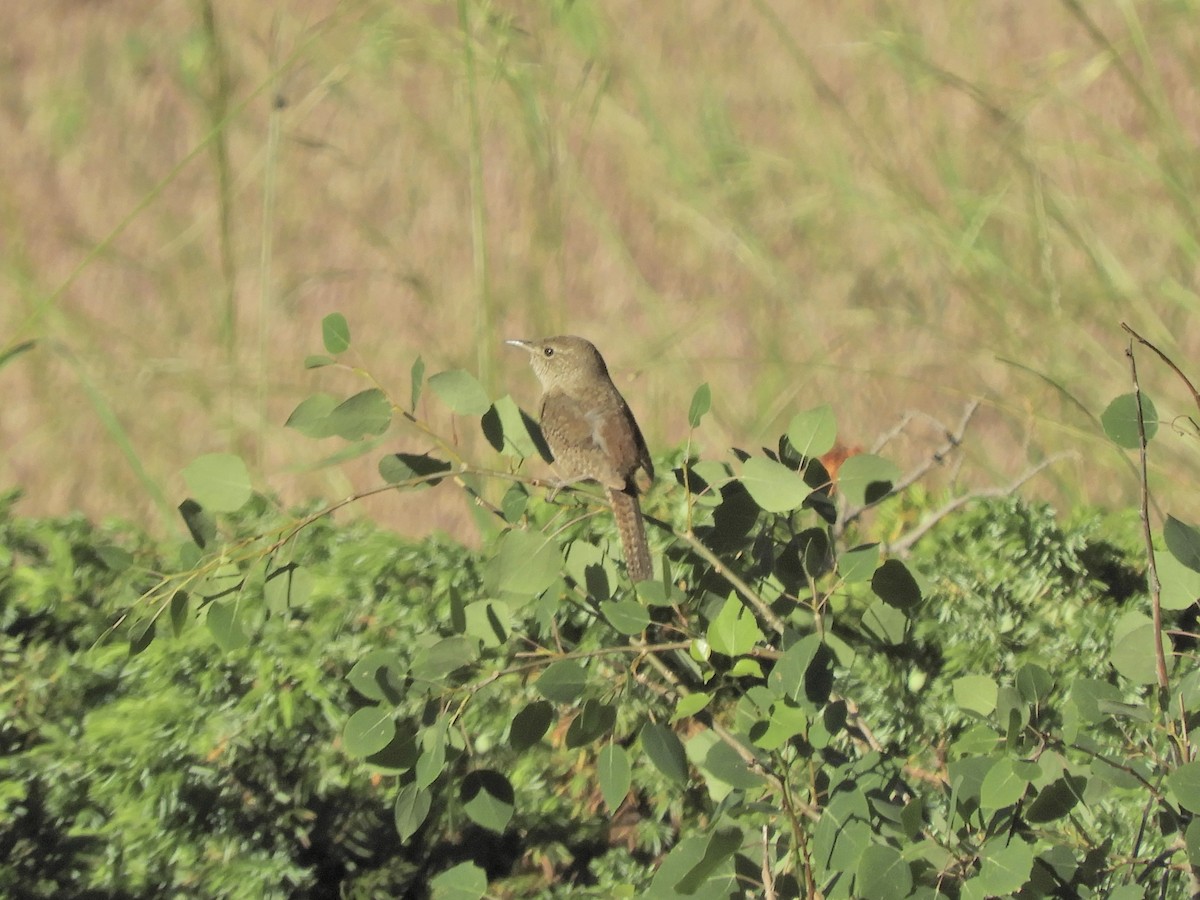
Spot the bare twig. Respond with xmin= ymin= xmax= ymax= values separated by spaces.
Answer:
xmin=1122 ymin=323 xmax=1200 ymax=414
xmin=840 ymin=400 xmax=980 ymax=533
xmin=1125 ymin=339 xmax=1171 ymax=698
xmin=886 ymin=453 xmax=1075 ymax=556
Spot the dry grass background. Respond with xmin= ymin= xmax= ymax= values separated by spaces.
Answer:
xmin=2 ymin=0 xmax=1198 ymax=542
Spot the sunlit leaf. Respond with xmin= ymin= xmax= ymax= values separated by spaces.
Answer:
xmin=597 ymin=744 xmax=632 ymax=812
xmin=786 ymin=404 xmax=837 ymax=459
xmin=1101 ymin=392 xmax=1157 ymax=448
xmin=429 ymin=369 xmax=491 ymax=416
xmin=183 ymin=453 xmax=252 ymax=513
xmin=322 ymin=312 xmax=350 ymax=353
xmin=740 ymin=457 xmax=809 ymax=512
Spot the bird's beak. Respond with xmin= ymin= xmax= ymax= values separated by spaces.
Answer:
xmin=505 ymin=339 xmax=534 ymax=353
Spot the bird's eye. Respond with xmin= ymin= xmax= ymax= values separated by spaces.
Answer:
xmin=543 ymin=347 xmax=555 ymax=358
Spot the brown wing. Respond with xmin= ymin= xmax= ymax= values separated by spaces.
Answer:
xmin=540 ymin=391 xmax=626 ymax=489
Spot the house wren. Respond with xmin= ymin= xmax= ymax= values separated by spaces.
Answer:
xmin=506 ymin=336 xmax=654 ymax=582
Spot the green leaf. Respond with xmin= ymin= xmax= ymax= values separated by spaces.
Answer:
xmin=740 ymin=456 xmax=809 ymax=512
xmin=535 ymin=659 xmax=587 ymax=704
xmin=487 ymin=394 xmax=539 ymax=458
xmin=641 ymin=722 xmax=688 ymax=784
xmin=183 ymin=453 xmax=252 ymax=513
xmin=855 ymin=844 xmax=913 ymax=900
xmin=649 ymin=835 xmax=737 ymax=898
xmin=510 ymin=701 xmax=554 ymax=751
xmin=837 ymin=453 xmax=900 ymax=507
xmin=128 ymin=618 xmax=155 ymax=656
xmin=412 ymin=636 xmax=477 ymax=683
xmin=344 ymin=706 xmax=396 ymax=758
xmin=702 ymin=741 xmax=763 ymax=789
xmin=787 ymin=403 xmax=837 ymax=458
xmin=971 ymin=839 xmax=1033 ymax=896
xmin=768 ymin=635 xmax=832 ymax=707
xmin=303 ymin=354 xmax=336 ymax=369
xmin=379 ymin=452 xmax=452 ymax=487
xmin=838 ymin=543 xmax=879 ymax=583
xmin=485 ymin=529 xmax=562 ymax=599
xmin=285 ymin=393 xmax=338 ymax=438
xmin=1169 ymin=760 xmax=1200 ymax=812
xmin=322 ymin=312 xmax=350 ymax=353
xmin=178 ymin=499 xmax=216 ymax=549
xmin=463 ymin=600 xmax=511 ymax=648
xmin=672 ymin=692 xmax=712 ymax=723
xmin=1101 ymin=392 xmax=1157 ymax=448
xmin=326 ymin=389 xmax=392 ymax=440
xmin=862 ymin=598 xmax=907 ymax=645
xmin=752 ymin=701 xmax=806 ymax=751
xmin=566 ymin=700 xmax=616 ymax=747
xmin=429 ymin=369 xmax=491 ymax=416
xmin=675 ymin=826 xmax=743 ymax=895
xmin=394 ymin=783 xmax=432 ymax=842
xmin=1158 ymin=547 xmax=1200 ymax=610
xmin=169 ymin=591 xmax=189 ymax=635
xmin=1110 ymin=618 xmax=1171 ymax=685
xmin=410 ymin=355 xmax=425 ymax=412
xmin=415 ymin=723 xmax=447 ymax=790
xmin=602 ymin=599 xmax=650 ymax=635
xmin=706 ymin=596 xmax=764 ymax=657
xmin=206 ymin=600 xmax=249 ymax=651
xmin=263 ymin=563 xmax=312 ymax=612
xmin=954 ymin=674 xmax=998 ymax=715
xmin=688 ymin=383 xmax=712 ymax=428
xmin=461 ymin=770 xmax=514 ymax=832
xmin=871 ymin=558 xmax=922 ymax=609
xmin=597 ymin=745 xmax=632 ymax=812
xmin=1015 ymin=663 xmax=1053 ymax=706
xmin=1166 ymin=516 xmax=1200 ymax=574
xmin=979 ymin=758 xmax=1031 ymax=811
xmin=1025 ymin=774 xmax=1085 ymax=823
xmin=347 ymin=650 xmax=407 ymax=703
xmin=430 ymin=861 xmax=487 ymax=900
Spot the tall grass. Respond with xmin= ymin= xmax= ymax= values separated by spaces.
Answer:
xmin=1 ymin=0 xmax=1196 ymax=537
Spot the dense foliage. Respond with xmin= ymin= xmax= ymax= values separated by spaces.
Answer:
xmin=4 ymin=318 xmax=1200 ymax=898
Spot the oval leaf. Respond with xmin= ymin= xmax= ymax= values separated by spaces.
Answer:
xmin=461 ymin=770 xmax=514 ymax=832
xmin=535 ymin=659 xmax=587 ymax=704
xmin=787 ymin=404 xmax=838 ymax=459
xmin=741 ymin=457 xmax=809 ymax=513
xmin=706 ymin=597 xmax=764 ymax=657
xmin=183 ymin=453 xmax=252 ymax=513
xmin=838 ymin=453 xmax=900 ymax=508
xmin=394 ymin=783 xmax=432 ymax=842
xmin=855 ymin=844 xmax=913 ymax=900
xmin=688 ymin=383 xmax=711 ymax=428
xmin=285 ymin=393 xmax=338 ymax=438
xmin=322 ymin=312 xmax=350 ymax=353
xmin=429 ymin=369 xmax=491 ymax=416
xmin=486 ymin=530 xmax=562 ymax=599
xmin=597 ymin=745 xmax=632 ymax=812
xmin=344 ymin=706 xmax=396 ymax=758
xmin=641 ymin=722 xmax=688 ymax=784
xmin=1166 ymin=516 xmax=1200 ymax=575
xmin=871 ymin=558 xmax=922 ymax=610
xmin=327 ymin=389 xmax=392 ymax=440
xmin=1101 ymin=392 xmax=1157 ymax=448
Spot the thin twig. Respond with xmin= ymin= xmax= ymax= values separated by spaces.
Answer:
xmin=886 ymin=453 xmax=1075 ymax=556
xmin=1122 ymin=322 xmax=1200 ymax=415
xmin=841 ymin=401 xmax=980 ymax=533
xmin=1126 ymin=340 xmax=1171 ymax=697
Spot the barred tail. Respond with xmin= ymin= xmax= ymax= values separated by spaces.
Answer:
xmin=607 ymin=488 xmax=652 ymax=583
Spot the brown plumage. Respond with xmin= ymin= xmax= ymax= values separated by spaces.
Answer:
xmin=507 ymin=336 xmax=654 ymax=582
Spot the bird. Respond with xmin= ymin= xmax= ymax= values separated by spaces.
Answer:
xmin=506 ymin=336 xmax=654 ymax=583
